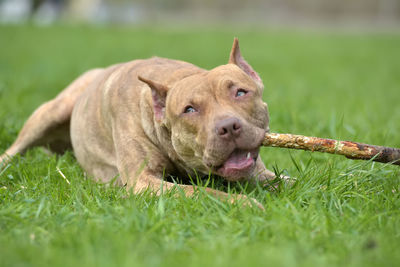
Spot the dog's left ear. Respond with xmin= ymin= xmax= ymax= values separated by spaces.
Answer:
xmin=138 ymin=76 xmax=169 ymax=123
xmin=229 ymin=38 xmax=263 ymax=88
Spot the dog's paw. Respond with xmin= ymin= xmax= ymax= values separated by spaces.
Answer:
xmin=261 ymin=175 xmax=296 ymax=191
xmin=279 ymin=175 xmax=296 ymax=186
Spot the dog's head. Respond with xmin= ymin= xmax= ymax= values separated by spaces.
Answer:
xmin=139 ymin=39 xmax=269 ymax=181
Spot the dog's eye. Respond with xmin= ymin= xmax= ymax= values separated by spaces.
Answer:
xmin=184 ymin=105 xmax=197 ymax=114
xmin=236 ymin=89 xmax=248 ymax=97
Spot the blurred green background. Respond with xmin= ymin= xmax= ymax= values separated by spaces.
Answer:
xmin=1 ymin=0 xmax=400 ymax=26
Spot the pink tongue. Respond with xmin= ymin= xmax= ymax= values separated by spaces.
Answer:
xmin=223 ymin=151 xmax=253 ymax=170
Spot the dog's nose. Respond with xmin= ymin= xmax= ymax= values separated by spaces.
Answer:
xmin=215 ymin=117 xmax=242 ymax=139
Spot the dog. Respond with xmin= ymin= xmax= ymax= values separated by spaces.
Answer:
xmin=0 ymin=38 xmax=281 ymax=206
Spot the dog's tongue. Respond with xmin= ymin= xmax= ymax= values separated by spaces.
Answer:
xmin=218 ymin=150 xmax=254 ymax=177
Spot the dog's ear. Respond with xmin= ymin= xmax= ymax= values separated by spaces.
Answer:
xmin=138 ymin=76 xmax=169 ymax=122
xmin=228 ymin=38 xmax=263 ymax=88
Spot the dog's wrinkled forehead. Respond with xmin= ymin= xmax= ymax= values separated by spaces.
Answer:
xmin=207 ymin=64 xmax=262 ymax=93
xmin=167 ymin=64 xmax=260 ymax=116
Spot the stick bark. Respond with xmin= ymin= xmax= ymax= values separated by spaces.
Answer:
xmin=263 ymin=133 xmax=400 ymax=166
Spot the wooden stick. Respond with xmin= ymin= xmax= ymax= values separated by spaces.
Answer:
xmin=263 ymin=133 xmax=400 ymax=166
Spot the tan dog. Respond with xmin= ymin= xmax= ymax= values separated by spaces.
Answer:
xmin=0 ymin=39 xmax=278 ymax=205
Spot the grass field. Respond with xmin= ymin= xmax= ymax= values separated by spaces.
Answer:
xmin=0 ymin=24 xmax=400 ymax=267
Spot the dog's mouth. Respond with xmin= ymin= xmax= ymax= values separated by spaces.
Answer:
xmin=213 ymin=148 xmax=259 ymax=181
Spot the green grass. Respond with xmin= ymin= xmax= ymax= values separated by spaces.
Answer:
xmin=1 ymin=24 xmax=400 ymax=267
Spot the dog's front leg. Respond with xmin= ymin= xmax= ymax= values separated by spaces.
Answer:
xmin=123 ymin=167 xmax=263 ymax=209
xmin=126 ymin=167 xmax=197 ymax=195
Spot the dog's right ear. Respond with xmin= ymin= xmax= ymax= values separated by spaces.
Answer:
xmin=138 ymin=76 xmax=169 ymax=122
xmin=228 ymin=38 xmax=263 ymax=88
